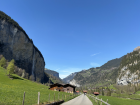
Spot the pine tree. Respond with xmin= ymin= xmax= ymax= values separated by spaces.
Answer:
xmin=7 ymin=59 xmax=15 ymax=75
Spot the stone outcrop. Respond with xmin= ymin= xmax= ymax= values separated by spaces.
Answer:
xmin=0 ymin=19 xmax=45 ymax=83
xmin=117 ymin=67 xmax=140 ymax=85
xmin=117 ymin=47 xmax=140 ymax=85
xmin=69 ymin=79 xmax=80 ymax=87
xmin=133 ymin=46 xmax=140 ymax=51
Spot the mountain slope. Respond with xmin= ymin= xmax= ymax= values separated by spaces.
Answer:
xmin=44 ymin=68 xmax=64 ymax=84
xmin=117 ymin=46 xmax=140 ymax=85
xmin=45 ymin=68 xmax=60 ymax=78
xmin=70 ymin=56 xmax=124 ymax=87
xmin=62 ymin=72 xmax=78 ymax=83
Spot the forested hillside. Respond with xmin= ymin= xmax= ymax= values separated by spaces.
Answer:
xmin=71 ymin=56 xmax=124 ymax=87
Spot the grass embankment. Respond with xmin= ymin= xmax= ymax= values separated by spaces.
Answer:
xmin=87 ymin=95 xmax=106 ymax=105
xmin=88 ymin=94 xmax=140 ymax=105
xmin=111 ymin=92 xmax=140 ymax=99
xmin=98 ymin=95 xmax=140 ymax=105
xmin=0 ymin=67 xmax=78 ymax=105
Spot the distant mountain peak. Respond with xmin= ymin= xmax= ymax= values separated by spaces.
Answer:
xmin=133 ymin=46 xmax=140 ymax=51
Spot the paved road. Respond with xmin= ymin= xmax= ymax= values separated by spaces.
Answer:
xmin=61 ymin=94 xmax=93 ymax=105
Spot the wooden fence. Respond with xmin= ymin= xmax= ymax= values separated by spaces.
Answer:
xmin=87 ymin=94 xmax=110 ymax=105
xmin=22 ymin=91 xmax=77 ymax=105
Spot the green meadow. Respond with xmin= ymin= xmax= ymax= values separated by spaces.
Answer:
xmin=0 ymin=67 xmax=78 ymax=105
xmin=98 ymin=95 xmax=140 ymax=105
xmin=88 ymin=94 xmax=140 ymax=105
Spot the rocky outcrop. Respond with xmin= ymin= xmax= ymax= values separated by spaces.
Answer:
xmin=0 ymin=18 xmax=45 ymax=83
xmin=117 ymin=47 xmax=140 ymax=85
xmin=69 ymin=79 xmax=80 ymax=87
xmin=62 ymin=72 xmax=78 ymax=83
xmin=117 ymin=67 xmax=140 ymax=85
xmin=133 ymin=46 xmax=140 ymax=51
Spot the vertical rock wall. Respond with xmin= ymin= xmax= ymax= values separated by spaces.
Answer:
xmin=0 ymin=19 xmax=45 ymax=83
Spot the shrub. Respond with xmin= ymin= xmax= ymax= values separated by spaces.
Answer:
xmin=0 ymin=56 xmax=6 ymax=68
xmin=7 ymin=59 xmax=15 ymax=75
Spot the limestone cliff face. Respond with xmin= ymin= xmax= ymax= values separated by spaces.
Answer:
xmin=117 ymin=47 xmax=140 ymax=85
xmin=0 ymin=19 xmax=45 ymax=83
xmin=69 ymin=79 xmax=80 ymax=87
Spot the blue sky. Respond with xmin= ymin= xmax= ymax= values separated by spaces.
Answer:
xmin=1 ymin=0 xmax=140 ymax=79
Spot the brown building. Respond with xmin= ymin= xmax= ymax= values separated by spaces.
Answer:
xmin=49 ymin=83 xmax=64 ymax=91
xmin=83 ymin=90 xmax=87 ymax=93
xmin=49 ymin=83 xmax=76 ymax=93
xmin=93 ymin=92 xmax=99 ymax=96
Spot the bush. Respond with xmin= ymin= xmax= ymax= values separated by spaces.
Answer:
xmin=7 ymin=59 xmax=15 ymax=75
xmin=0 ymin=56 xmax=6 ymax=68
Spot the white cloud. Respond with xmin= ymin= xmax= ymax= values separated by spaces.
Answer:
xmin=90 ymin=62 xmax=100 ymax=67
xmin=91 ymin=52 xmax=100 ymax=56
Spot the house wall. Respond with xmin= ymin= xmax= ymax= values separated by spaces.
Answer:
xmin=49 ymin=84 xmax=75 ymax=93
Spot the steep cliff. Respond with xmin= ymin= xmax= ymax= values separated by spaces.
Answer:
xmin=0 ymin=11 xmax=46 ymax=83
xmin=117 ymin=46 xmax=140 ymax=85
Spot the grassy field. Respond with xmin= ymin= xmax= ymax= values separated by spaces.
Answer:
xmin=87 ymin=95 xmax=106 ymax=105
xmin=111 ymin=92 xmax=140 ymax=99
xmin=0 ymin=67 xmax=78 ymax=105
xmin=88 ymin=94 xmax=140 ymax=105
xmin=98 ymin=95 xmax=140 ymax=105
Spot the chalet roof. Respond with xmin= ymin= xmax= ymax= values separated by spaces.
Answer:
xmin=83 ymin=90 xmax=87 ymax=93
xmin=64 ymin=84 xmax=76 ymax=88
xmin=50 ymin=83 xmax=64 ymax=87
xmin=93 ymin=92 xmax=99 ymax=94
xmin=50 ymin=83 xmax=76 ymax=88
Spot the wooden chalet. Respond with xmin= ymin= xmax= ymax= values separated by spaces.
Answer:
xmin=83 ymin=90 xmax=87 ymax=93
xmin=93 ymin=92 xmax=99 ymax=96
xmin=49 ymin=83 xmax=64 ymax=91
xmin=49 ymin=83 xmax=76 ymax=93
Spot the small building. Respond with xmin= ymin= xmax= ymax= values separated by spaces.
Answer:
xmin=93 ymin=92 xmax=99 ymax=96
xmin=83 ymin=90 xmax=87 ymax=93
xmin=76 ymin=91 xmax=79 ymax=93
xmin=63 ymin=84 xmax=76 ymax=93
xmin=83 ymin=90 xmax=87 ymax=95
xmin=49 ymin=83 xmax=64 ymax=91
xmin=49 ymin=83 xmax=76 ymax=93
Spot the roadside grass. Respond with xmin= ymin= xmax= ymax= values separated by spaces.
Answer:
xmin=0 ymin=67 xmax=78 ymax=105
xmin=111 ymin=93 xmax=140 ymax=99
xmin=87 ymin=95 xmax=106 ymax=105
xmin=136 ymin=91 xmax=140 ymax=94
xmin=98 ymin=95 xmax=140 ymax=105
